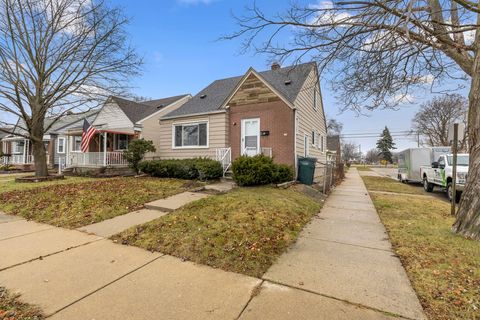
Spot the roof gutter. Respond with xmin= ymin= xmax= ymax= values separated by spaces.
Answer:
xmin=161 ymin=109 xmax=226 ymax=121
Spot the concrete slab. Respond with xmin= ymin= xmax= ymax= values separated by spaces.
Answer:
xmin=0 ymin=240 xmax=160 ymax=315
xmin=77 ymin=209 xmax=168 ymax=237
xmin=327 ymin=193 xmax=372 ymax=203
xmin=263 ymin=237 xmax=425 ymax=319
xmin=0 ymin=212 xmax=24 ymax=224
xmin=0 ymin=219 xmax=52 ymax=241
xmin=50 ymin=255 xmax=261 ymax=320
xmin=204 ymin=180 xmax=235 ymax=192
xmin=0 ymin=228 xmax=100 ymax=270
xmin=145 ymin=191 xmax=209 ymax=212
xmin=318 ymin=206 xmax=382 ymax=224
xmin=240 ymin=282 xmax=396 ymax=320
xmin=302 ymin=216 xmax=391 ymax=251
xmin=323 ymin=201 xmax=376 ymax=212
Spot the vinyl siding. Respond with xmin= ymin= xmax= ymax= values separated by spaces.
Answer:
xmin=158 ymin=112 xmax=228 ymax=159
xmin=140 ymin=96 xmax=190 ymax=157
xmin=92 ymin=102 xmax=134 ymax=133
xmin=293 ymin=68 xmax=328 ymax=180
xmin=294 ymin=68 xmax=327 ymax=159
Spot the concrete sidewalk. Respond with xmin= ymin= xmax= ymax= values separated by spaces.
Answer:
xmin=253 ymin=169 xmax=425 ymax=320
xmin=0 ymin=173 xmax=425 ymax=319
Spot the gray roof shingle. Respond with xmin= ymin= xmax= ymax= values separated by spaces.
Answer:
xmin=163 ymin=62 xmax=315 ymax=119
xmin=112 ymin=94 xmax=189 ymax=123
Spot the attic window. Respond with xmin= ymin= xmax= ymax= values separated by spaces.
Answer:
xmin=200 ymin=94 xmax=207 ymax=99
xmin=284 ymin=80 xmax=292 ymax=85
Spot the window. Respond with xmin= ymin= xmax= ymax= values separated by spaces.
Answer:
xmin=73 ymin=136 xmax=82 ymax=151
xmin=57 ymin=137 xmax=66 ymax=153
xmin=304 ymin=135 xmax=309 ymax=157
xmin=313 ymin=88 xmax=318 ymax=111
xmin=320 ymin=135 xmax=325 ymax=152
xmin=438 ymin=156 xmax=445 ymax=168
xmin=173 ymin=122 xmax=208 ymax=148
xmin=312 ymin=131 xmax=316 ymax=145
xmin=116 ymin=134 xmax=129 ymax=150
xmin=13 ymin=141 xmax=24 ymax=154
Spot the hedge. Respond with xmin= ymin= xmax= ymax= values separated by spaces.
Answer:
xmin=231 ymin=155 xmax=294 ymax=186
xmin=138 ymin=158 xmax=223 ymax=181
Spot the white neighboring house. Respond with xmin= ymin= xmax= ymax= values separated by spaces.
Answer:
xmin=64 ymin=94 xmax=191 ymax=168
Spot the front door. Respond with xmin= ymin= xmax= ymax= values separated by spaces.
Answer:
xmin=241 ymin=118 xmax=260 ymax=156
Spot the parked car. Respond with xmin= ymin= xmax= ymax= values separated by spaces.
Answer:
xmin=420 ymin=153 xmax=470 ymax=203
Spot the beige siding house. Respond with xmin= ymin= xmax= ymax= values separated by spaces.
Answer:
xmin=158 ymin=62 xmax=328 ymax=181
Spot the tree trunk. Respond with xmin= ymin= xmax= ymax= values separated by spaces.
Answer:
xmin=30 ymin=119 xmax=49 ymax=177
xmin=452 ymin=49 xmax=480 ymax=240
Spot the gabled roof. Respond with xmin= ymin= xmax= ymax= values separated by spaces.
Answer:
xmin=111 ymin=94 xmax=189 ymax=124
xmin=10 ymin=109 xmax=100 ymax=137
xmin=163 ymin=62 xmax=316 ymax=119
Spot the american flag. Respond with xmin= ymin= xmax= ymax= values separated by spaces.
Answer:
xmin=81 ymin=119 xmax=97 ymax=153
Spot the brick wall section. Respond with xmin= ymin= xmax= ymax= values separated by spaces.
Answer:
xmin=229 ymin=100 xmax=295 ymax=166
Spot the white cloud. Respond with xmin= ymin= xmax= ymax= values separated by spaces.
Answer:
xmin=391 ymin=93 xmax=415 ymax=105
xmin=308 ymin=1 xmax=352 ymax=26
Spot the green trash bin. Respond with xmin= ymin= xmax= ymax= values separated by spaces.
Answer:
xmin=297 ymin=157 xmax=317 ymax=185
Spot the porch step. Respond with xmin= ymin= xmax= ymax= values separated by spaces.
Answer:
xmin=145 ymin=192 xmax=209 ymax=212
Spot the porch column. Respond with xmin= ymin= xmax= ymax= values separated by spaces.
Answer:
xmin=23 ymin=139 xmax=27 ymax=164
xmin=103 ymin=132 xmax=107 ymax=166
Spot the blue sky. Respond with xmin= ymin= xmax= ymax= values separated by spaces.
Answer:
xmin=111 ymin=0 xmax=470 ymax=152
xmin=3 ymin=0 xmax=469 ymax=152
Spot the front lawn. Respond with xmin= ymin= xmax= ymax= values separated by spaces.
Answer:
xmin=113 ymin=186 xmax=322 ymax=277
xmin=0 ymin=175 xmax=96 ymax=194
xmin=370 ymin=193 xmax=480 ymax=320
xmin=0 ymin=286 xmax=43 ymax=320
xmin=362 ymin=176 xmax=425 ymax=195
xmin=0 ymin=178 xmax=195 ymax=228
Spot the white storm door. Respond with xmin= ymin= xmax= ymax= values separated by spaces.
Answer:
xmin=241 ymin=118 xmax=260 ymax=156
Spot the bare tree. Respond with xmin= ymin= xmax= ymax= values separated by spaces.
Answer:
xmin=412 ymin=94 xmax=468 ymax=151
xmin=226 ymin=0 xmax=480 ymax=239
xmin=327 ymin=118 xmax=343 ymax=136
xmin=342 ymin=141 xmax=361 ymax=162
xmin=0 ymin=0 xmax=142 ymax=176
xmin=365 ymin=148 xmax=380 ymax=164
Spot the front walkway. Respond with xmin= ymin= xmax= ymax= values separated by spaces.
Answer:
xmin=0 ymin=173 xmax=425 ymax=319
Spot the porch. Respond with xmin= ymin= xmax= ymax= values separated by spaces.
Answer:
xmin=65 ymin=131 xmax=132 ymax=168
xmin=1 ymin=138 xmax=42 ymax=166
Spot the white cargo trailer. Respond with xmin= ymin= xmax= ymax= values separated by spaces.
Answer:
xmin=397 ymin=147 xmax=451 ymax=183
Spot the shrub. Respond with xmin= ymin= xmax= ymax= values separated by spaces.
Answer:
xmin=138 ymin=158 xmax=223 ymax=181
xmin=123 ymin=139 xmax=156 ymax=174
xmin=232 ymin=155 xmax=294 ymax=186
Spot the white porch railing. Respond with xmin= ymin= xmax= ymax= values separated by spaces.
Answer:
xmin=241 ymin=147 xmax=273 ymax=157
xmin=67 ymin=151 xmax=128 ymax=167
xmin=6 ymin=154 xmax=34 ymax=164
xmin=215 ymin=147 xmax=231 ymax=176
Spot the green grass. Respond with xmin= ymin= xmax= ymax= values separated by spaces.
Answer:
xmin=112 ymin=186 xmax=322 ymax=278
xmin=370 ymin=193 xmax=480 ymax=320
xmin=0 ymin=174 xmax=97 ymax=193
xmin=0 ymin=286 xmax=43 ymax=319
xmin=362 ymin=176 xmax=426 ymax=195
xmin=355 ymin=166 xmax=372 ymax=171
xmin=0 ymin=177 xmax=195 ymax=228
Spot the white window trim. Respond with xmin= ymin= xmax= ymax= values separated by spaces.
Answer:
xmin=172 ymin=120 xmax=209 ymax=149
xmin=13 ymin=141 xmax=24 ymax=154
xmin=57 ymin=137 xmax=66 ymax=154
xmin=115 ymin=134 xmax=129 ymax=151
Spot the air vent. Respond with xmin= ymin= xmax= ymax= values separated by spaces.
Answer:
xmin=285 ymin=80 xmax=292 ymax=85
xmin=156 ymin=104 xmax=165 ymax=109
xmin=200 ymin=94 xmax=207 ymax=99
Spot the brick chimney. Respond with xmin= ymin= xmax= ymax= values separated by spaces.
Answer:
xmin=271 ymin=62 xmax=281 ymax=70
